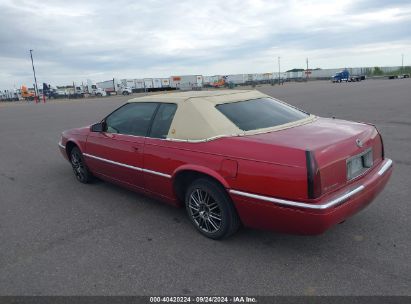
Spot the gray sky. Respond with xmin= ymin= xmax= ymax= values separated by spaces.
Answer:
xmin=0 ymin=0 xmax=410 ymax=89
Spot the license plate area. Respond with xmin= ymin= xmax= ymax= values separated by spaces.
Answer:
xmin=347 ymin=148 xmax=373 ymax=180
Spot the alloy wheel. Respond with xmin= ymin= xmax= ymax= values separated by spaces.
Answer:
xmin=71 ymin=151 xmax=87 ymax=182
xmin=188 ymin=188 xmax=222 ymax=233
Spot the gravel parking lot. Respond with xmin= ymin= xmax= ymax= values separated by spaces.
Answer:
xmin=0 ymin=79 xmax=410 ymax=296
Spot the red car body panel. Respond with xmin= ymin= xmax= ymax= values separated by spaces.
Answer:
xmin=59 ymin=117 xmax=393 ymax=235
xmin=231 ymin=159 xmax=392 ymax=234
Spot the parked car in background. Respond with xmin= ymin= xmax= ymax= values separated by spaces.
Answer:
xmin=59 ymin=90 xmax=393 ymax=239
xmin=387 ymin=75 xmax=399 ymax=79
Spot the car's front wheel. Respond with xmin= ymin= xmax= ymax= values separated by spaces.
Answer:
xmin=185 ymin=178 xmax=240 ymax=239
xmin=70 ymin=147 xmax=92 ymax=183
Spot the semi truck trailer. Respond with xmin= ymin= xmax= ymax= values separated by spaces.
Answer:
xmin=97 ymin=78 xmax=132 ymax=95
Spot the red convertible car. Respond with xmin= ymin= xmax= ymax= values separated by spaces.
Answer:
xmin=59 ymin=90 xmax=393 ymax=239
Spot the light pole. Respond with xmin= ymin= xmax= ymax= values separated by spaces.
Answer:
xmin=278 ymin=56 xmax=281 ymax=85
xmin=306 ymin=57 xmax=309 ymax=82
xmin=29 ymin=49 xmax=39 ymax=101
xmin=401 ymin=54 xmax=404 ymax=73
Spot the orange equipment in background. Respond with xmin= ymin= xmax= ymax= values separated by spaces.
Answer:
xmin=21 ymin=85 xmax=36 ymax=101
xmin=211 ymin=78 xmax=226 ymax=88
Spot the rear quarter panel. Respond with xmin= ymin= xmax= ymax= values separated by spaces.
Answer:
xmin=232 ymin=159 xmax=307 ymax=200
xmin=143 ymin=137 xmax=307 ymax=203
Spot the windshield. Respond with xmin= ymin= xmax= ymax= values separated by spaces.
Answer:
xmin=216 ymin=97 xmax=309 ymax=131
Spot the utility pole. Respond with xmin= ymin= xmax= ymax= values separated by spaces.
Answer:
xmin=278 ymin=56 xmax=281 ymax=85
xmin=29 ymin=49 xmax=39 ymax=102
xmin=401 ymin=54 xmax=404 ymax=73
xmin=306 ymin=57 xmax=309 ymax=82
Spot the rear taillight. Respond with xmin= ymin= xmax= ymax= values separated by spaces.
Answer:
xmin=373 ymin=126 xmax=385 ymax=159
xmin=378 ymin=132 xmax=385 ymax=159
xmin=306 ymin=150 xmax=322 ymax=199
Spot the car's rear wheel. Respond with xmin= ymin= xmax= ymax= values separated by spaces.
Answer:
xmin=70 ymin=147 xmax=92 ymax=183
xmin=185 ymin=178 xmax=240 ymax=239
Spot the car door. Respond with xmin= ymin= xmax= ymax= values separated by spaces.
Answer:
xmin=85 ymin=102 xmax=159 ymax=189
xmin=143 ymin=103 xmax=178 ymax=199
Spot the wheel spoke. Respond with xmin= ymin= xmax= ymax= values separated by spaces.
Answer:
xmin=209 ymin=213 xmax=221 ymax=221
xmin=204 ymin=218 xmax=210 ymax=231
xmin=190 ymin=195 xmax=201 ymax=206
xmin=72 ymin=154 xmax=79 ymax=162
xmin=196 ymin=189 xmax=204 ymax=203
xmin=78 ymin=166 xmax=85 ymax=178
xmin=207 ymin=218 xmax=218 ymax=231
xmin=198 ymin=217 xmax=205 ymax=229
xmin=189 ymin=201 xmax=199 ymax=211
xmin=203 ymin=192 xmax=211 ymax=205
xmin=209 ymin=203 xmax=219 ymax=211
xmin=71 ymin=154 xmax=80 ymax=165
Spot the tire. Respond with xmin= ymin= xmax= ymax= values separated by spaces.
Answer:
xmin=185 ymin=178 xmax=240 ymax=239
xmin=70 ymin=147 xmax=92 ymax=183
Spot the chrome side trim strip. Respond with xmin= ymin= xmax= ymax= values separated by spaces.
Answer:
xmin=230 ymin=185 xmax=365 ymax=210
xmin=58 ymin=142 xmax=65 ymax=149
xmin=378 ymin=159 xmax=393 ymax=176
xmin=141 ymin=168 xmax=172 ymax=178
xmin=82 ymin=153 xmax=171 ymax=178
xmin=83 ymin=153 xmax=142 ymax=171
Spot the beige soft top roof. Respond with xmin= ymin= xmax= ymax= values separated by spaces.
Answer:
xmin=128 ymin=90 xmax=316 ymax=141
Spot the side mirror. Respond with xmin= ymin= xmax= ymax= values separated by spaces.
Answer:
xmin=91 ymin=122 xmax=104 ymax=132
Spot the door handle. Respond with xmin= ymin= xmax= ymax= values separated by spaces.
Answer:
xmin=132 ymin=146 xmax=139 ymax=152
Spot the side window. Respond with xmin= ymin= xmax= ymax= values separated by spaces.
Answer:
xmin=105 ymin=102 xmax=158 ymax=136
xmin=149 ymin=103 xmax=177 ymax=139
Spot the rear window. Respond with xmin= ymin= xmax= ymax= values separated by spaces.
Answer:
xmin=149 ymin=103 xmax=177 ymax=139
xmin=216 ymin=97 xmax=308 ymax=131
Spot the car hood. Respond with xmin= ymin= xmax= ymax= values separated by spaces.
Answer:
xmin=63 ymin=126 xmax=91 ymax=136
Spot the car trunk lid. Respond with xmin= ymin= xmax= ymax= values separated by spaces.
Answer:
xmin=238 ymin=117 xmax=383 ymax=198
